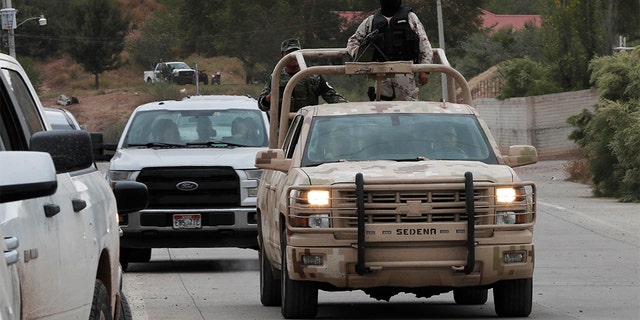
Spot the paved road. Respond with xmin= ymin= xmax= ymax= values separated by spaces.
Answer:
xmin=120 ymin=160 xmax=640 ymax=319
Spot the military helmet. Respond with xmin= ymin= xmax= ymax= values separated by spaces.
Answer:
xmin=281 ymin=38 xmax=302 ymax=53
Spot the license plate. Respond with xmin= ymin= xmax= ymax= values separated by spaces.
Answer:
xmin=172 ymin=214 xmax=202 ymax=229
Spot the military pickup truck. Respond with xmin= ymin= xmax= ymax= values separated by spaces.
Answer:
xmin=255 ymin=48 xmax=538 ymax=319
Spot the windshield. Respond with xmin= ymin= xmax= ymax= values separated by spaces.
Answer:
xmin=122 ymin=109 xmax=267 ymax=148
xmin=302 ymin=113 xmax=498 ymax=166
xmin=167 ymin=62 xmax=190 ymax=69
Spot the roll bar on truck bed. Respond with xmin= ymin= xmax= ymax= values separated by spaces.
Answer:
xmin=267 ymin=48 xmax=472 ymax=148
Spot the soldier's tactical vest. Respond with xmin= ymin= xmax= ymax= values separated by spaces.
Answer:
xmin=278 ymin=73 xmax=320 ymax=112
xmin=370 ymin=7 xmax=420 ymax=62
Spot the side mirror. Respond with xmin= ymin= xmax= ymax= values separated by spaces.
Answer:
xmin=503 ymin=145 xmax=538 ymax=168
xmin=255 ymin=149 xmax=291 ymax=172
xmin=0 ymin=151 xmax=57 ymax=203
xmin=90 ymin=132 xmax=116 ymax=161
xmin=30 ymin=130 xmax=94 ymax=173
xmin=113 ymin=181 xmax=148 ymax=214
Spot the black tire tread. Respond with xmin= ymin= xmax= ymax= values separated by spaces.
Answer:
xmin=260 ymin=244 xmax=281 ymax=306
xmin=119 ymin=291 xmax=133 ymax=320
xmin=493 ymin=278 xmax=533 ymax=317
xmin=281 ymin=228 xmax=318 ymax=319
xmin=89 ymin=280 xmax=112 ymax=320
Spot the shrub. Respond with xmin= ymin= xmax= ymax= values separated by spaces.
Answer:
xmin=567 ymin=48 xmax=640 ymax=202
xmin=497 ymin=58 xmax=563 ymax=99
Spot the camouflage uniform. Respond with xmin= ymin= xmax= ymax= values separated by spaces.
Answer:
xmin=346 ymin=8 xmax=433 ymax=101
xmin=258 ymin=69 xmax=347 ymax=113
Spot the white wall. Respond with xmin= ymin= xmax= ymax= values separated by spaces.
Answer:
xmin=473 ymin=89 xmax=600 ymax=158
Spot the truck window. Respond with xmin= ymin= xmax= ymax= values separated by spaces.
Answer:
xmin=1 ymin=68 xmax=45 ymax=139
xmin=283 ymin=115 xmax=304 ymax=159
xmin=302 ymin=113 xmax=498 ymax=166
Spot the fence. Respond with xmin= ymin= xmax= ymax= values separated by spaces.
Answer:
xmin=472 ymin=89 xmax=601 ymax=159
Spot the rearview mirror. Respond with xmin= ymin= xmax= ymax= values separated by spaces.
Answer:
xmin=30 ymin=130 xmax=94 ymax=173
xmin=255 ymin=149 xmax=291 ymax=172
xmin=0 ymin=151 xmax=57 ymax=203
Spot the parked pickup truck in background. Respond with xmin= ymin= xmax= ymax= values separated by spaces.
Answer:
xmin=256 ymin=49 xmax=538 ymax=319
xmin=0 ymin=53 xmax=148 ymax=319
xmin=107 ymin=95 xmax=269 ymax=269
xmin=144 ymin=61 xmax=196 ymax=85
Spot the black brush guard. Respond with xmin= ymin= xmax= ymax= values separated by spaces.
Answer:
xmin=355 ymin=172 xmax=476 ymax=276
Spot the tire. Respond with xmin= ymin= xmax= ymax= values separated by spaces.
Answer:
xmin=89 ymin=280 xmax=112 ymax=320
xmin=281 ymin=228 xmax=318 ymax=319
xmin=203 ymin=76 xmax=209 ymax=85
xmin=493 ymin=278 xmax=533 ymax=317
xmin=453 ymin=287 xmax=488 ymax=305
xmin=146 ymin=77 xmax=152 ymax=83
xmin=118 ymin=291 xmax=133 ymax=320
xmin=260 ymin=243 xmax=281 ymax=306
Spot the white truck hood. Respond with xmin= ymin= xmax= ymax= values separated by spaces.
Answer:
xmin=110 ymin=147 xmax=265 ymax=170
xmin=299 ymin=160 xmax=518 ymax=185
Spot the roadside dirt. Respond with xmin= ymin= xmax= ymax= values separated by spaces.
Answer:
xmin=41 ymin=90 xmax=152 ymax=134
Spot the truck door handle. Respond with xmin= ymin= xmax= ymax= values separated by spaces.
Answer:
xmin=44 ymin=204 xmax=61 ymax=218
xmin=72 ymin=198 xmax=87 ymax=212
xmin=4 ymin=236 xmax=18 ymax=250
xmin=4 ymin=236 xmax=19 ymax=266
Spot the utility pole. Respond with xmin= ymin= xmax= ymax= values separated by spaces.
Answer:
xmin=1 ymin=0 xmax=46 ymax=58
xmin=436 ymin=0 xmax=447 ymax=101
xmin=1 ymin=0 xmax=16 ymax=57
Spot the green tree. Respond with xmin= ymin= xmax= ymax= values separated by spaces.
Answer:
xmin=406 ymin=0 xmax=482 ymax=49
xmin=128 ymin=10 xmax=182 ymax=69
xmin=451 ymin=25 xmax=543 ymax=79
xmin=567 ymin=48 xmax=640 ymax=202
xmin=541 ymin=0 xmax=605 ymax=91
xmin=63 ymin=0 xmax=130 ymax=89
xmin=497 ymin=58 xmax=562 ymax=99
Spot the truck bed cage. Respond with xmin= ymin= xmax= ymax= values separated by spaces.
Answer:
xmin=268 ymin=48 xmax=472 ymax=148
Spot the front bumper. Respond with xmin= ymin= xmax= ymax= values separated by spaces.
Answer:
xmin=286 ymin=238 xmax=534 ymax=289
xmin=120 ymin=208 xmax=258 ymax=248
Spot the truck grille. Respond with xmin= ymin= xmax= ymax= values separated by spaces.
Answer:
xmin=137 ymin=167 xmax=239 ymax=209
xmin=334 ymin=188 xmax=491 ymax=228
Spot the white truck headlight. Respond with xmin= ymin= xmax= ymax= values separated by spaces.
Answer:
xmin=244 ymin=169 xmax=263 ymax=197
xmin=307 ymin=190 xmax=330 ymax=206
xmin=496 ymin=187 xmax=517 ymax=203
xmin=308 ymin=214 xmax=330 ymax=228
xmin=108 ymin=170 xmax=137 ymax=182
xmin=496 ymin=211 xmax=517 ymax=224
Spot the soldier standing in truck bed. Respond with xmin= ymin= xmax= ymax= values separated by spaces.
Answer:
xmin=258 ymin=38 xmax=347 ymax=114
xmin=346 ymin=0 xmax=433 ymax=101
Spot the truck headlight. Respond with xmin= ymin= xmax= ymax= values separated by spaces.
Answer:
xmin=308 ymin=214 xmax=330 ymax=228
xmin=496 ymin=211 xmax=517 ymax=224
xmin=496 ymin=187 xmax=517 ymax=203
xmin=108 ymin=170 xmax=137 ymax=182
xmin=291 ymin=214 xmax=331 ymax=228
xmin=291 ymin=190 xmax=330 ymax=206
xmin=245 ymin=169 xmax=263 ymax=180
xmin=307 ymin=190 xmax=330 ymax=206
xmin=244 ymin=169 xmax=262 ymax=197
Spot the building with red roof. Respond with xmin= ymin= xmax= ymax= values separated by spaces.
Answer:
xmin=480 ymin=8 xmax=541 ymax=32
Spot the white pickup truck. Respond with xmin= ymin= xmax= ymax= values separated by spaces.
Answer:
xmin=107 ymin=95 xmax=269 ymax=269
xmin=143 ymin=61 xmax=196 ymax=85
xmin=0 ymin=53 xmax=147 ymax=319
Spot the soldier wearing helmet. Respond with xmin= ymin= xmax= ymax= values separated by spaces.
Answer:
xmin=258 ymin=38 xmax=347 ymax=113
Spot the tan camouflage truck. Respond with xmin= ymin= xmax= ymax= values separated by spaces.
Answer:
xmin=255 ymin=48 xmax=538 ymax=319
